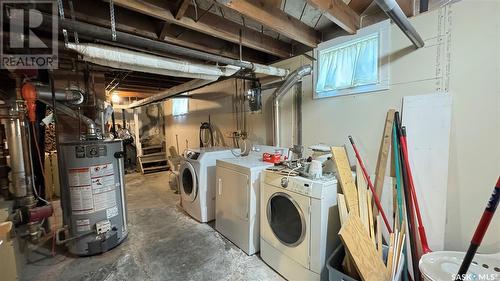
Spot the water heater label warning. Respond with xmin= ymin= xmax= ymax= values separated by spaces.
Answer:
xmin=68 ymin=163 xmax=116 ymax=215
xmin=68 ymin=168 xmax=93 ymax=214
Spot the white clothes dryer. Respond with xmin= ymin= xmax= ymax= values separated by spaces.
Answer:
xmin=179 ymin=147 xmax=239 ymax=222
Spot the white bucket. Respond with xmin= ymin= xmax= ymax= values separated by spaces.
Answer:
xmin=419 ymin=251 xmax=500 ymax=281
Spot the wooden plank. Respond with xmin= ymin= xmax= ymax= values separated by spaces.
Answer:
xmin=113 ymin=0 xmax=292 ymax=57
xmin=358 ymin=183 xmax=369 ymax=233
xmin=175 ymin=0 xmax=190 ymax=20
xmin=396 ymin=0 xmax=416 ymax=17
xmin=221 ymin=0 xmax=319 ymax=47
xmin=338 ymin=194 xmax=349 ymax=225
xmin=331 ymin=147 xmax=359 ymax=217
xmin=367 ymin=192 xmax=376 ymax=245
xmin=158 ymin=22 xmax=170 ymax=40
xmin=348 ymin=0 xmax=374 ymax=14
xmin=306 ymin=0 xmax=360 ymax=34
xmin=376 ymin=214 xmax=383 ymax=259
xmin=348 ymin=0 xmax=415 ymax=16
xmin=373 ymin=109 xmax=395 ymax=216
xmin=386 ymin=233 xmax=395 ymax=274
xmin=338 ymin=194 xmax=358 ymax=278
xmin=339 ymin=214 xmax=389 ymax=281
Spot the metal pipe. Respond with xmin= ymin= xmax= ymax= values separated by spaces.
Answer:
xmin=374 ymin=0 xmax=425 ymax=48
xmin=38 ymin=100 xmax=98 ymax=139
xmin=272 ymin=65 xmax=312 ymax=146
xmin=35 ymin=85 xmax=84 ymax=104
xmin=65 ymin=43 xmax=240 ymax=80
xmin=56 ymin=18 xmax=288 ymax=77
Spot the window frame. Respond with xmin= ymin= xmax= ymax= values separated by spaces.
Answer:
xmin=313 ymin=20 xmax=391 ymax=99
xmin=172 ymin=97 xmax=189 ymax=116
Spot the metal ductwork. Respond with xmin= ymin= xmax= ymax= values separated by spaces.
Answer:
xmin=25 ymin=83 xmax=98 ymax=139
xmin=33 ymin=84 xmax=84 ymax=104
xmin=272 ymin=65 xmax=312 ymax=147
xmin=374 ymin=0 xmax=425 ymax=48
xmin=66 ymin=43 xmax=240 ymax=80
xmin=53 ymin=102 xmax=99 ymax=139
xmin=50 ymin=17 xmax=288 ymax=77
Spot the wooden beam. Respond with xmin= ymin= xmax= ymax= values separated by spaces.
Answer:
xmin=348 ymin=0 xmax=415 ymax=17
xmin=114 ymin=91 xmax=158 ymax=98
xmin=71 ymin=2 xmax=269 ymax=63
xmin=175 ymin=0 xmax=190 ymax=20
xmin=220 ymin=0 xmax=319 ymax=48
xmin=397 ymin=0 xmax=416 ymax=17
xmin=306 ymin=0 xmax=360 ymax=34
xmin=348 ymin=0 xmax=373 ymax=14
xmin=158 ymin=22 xmax=170 ymax=40
xmin=112 ymin=0 xmax=292 ymax=57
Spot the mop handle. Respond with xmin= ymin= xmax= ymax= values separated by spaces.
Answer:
xmin=455 ymin=177 xmax=500 ymax=280
xmin=348 ymin=136 xmax=393 ymax=233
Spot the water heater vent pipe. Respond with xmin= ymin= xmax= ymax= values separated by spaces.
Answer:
xmin=272 ymin=65 xmax=312 ymax=147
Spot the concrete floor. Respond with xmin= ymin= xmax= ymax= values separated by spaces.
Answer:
xmin=21 ymin=172 xmax=283 ymax=281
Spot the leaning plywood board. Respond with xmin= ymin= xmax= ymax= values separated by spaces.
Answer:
xmin=338 ymin=194 xmax=349 ymax=225
xmin=358 ymin=184 xmax=369 ymax=232
xmin=339 ymin=214 xmax=389 ymax=281
xmin=331 ymin=147 xmax=359 ymax=217
xmin=374 ymin=109 xmax=395 ymax=216
xmin=402 ymin=93 xmax=452 ymax=251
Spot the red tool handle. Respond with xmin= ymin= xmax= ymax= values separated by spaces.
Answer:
xmin=349 ymin=136 xmax=393 ymax=233
xmin=400 ymin=128 xmax=431 ymax=254
xmin=455 ymin=177 xmax=500 ymax=280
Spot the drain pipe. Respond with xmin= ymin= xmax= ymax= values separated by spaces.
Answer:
xmin=374 ymin=0 xmax=425 ymax=48
xmin=272 ymin=65 xmax=312 ymax=147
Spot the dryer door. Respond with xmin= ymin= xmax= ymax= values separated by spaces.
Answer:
xmin=180 ymin=161 xmax=197 ymax=202
xmin=262 ymin=185 xmax=310 ymax=268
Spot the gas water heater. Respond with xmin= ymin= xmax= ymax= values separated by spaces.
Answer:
xmin=21 ymin=82 xmax=128 ymax=256
xmin=59 ymin=139 xmax=128 ymax=256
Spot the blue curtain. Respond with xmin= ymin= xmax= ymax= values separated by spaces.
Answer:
xmin=316 ymin=34 xmax=379 ymax=94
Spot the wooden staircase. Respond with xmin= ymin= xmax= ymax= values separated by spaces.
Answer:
xmin=138 ymin=145 xmax=168 ymax=174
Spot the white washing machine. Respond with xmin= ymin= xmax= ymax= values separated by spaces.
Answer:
xmin=260 ymin=170 xmax=341 ymax=281
xmin=215 ymin=145 xmax=288 ymax=255
xmin=179 ymin=147 xmax=239 ymax=222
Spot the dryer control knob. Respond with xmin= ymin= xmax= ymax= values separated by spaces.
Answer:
xmin=280 ymin=177 xmax=288 ymax=188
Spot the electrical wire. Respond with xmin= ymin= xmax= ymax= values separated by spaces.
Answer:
xmin=28 ymin=122 xmax=50 ymax=205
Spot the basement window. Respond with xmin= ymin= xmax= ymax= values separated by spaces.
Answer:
xmin=172 ymin=98 xmax=188 ymax=116
xmin=314 ymin=20 xmax=390 ymax=98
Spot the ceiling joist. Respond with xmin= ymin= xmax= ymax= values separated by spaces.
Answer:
xmin=71 ymin=2 xmax=270 ymax=63
xmin=175 ymin=0 xmax=190 ymax=20
xmin=306 ymin=0 xmax=360 ymax=34
xmin=218 ymin=0 xmax=320 ymax=47
xmin=112 ymin=0 xmax=292 ymax=58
